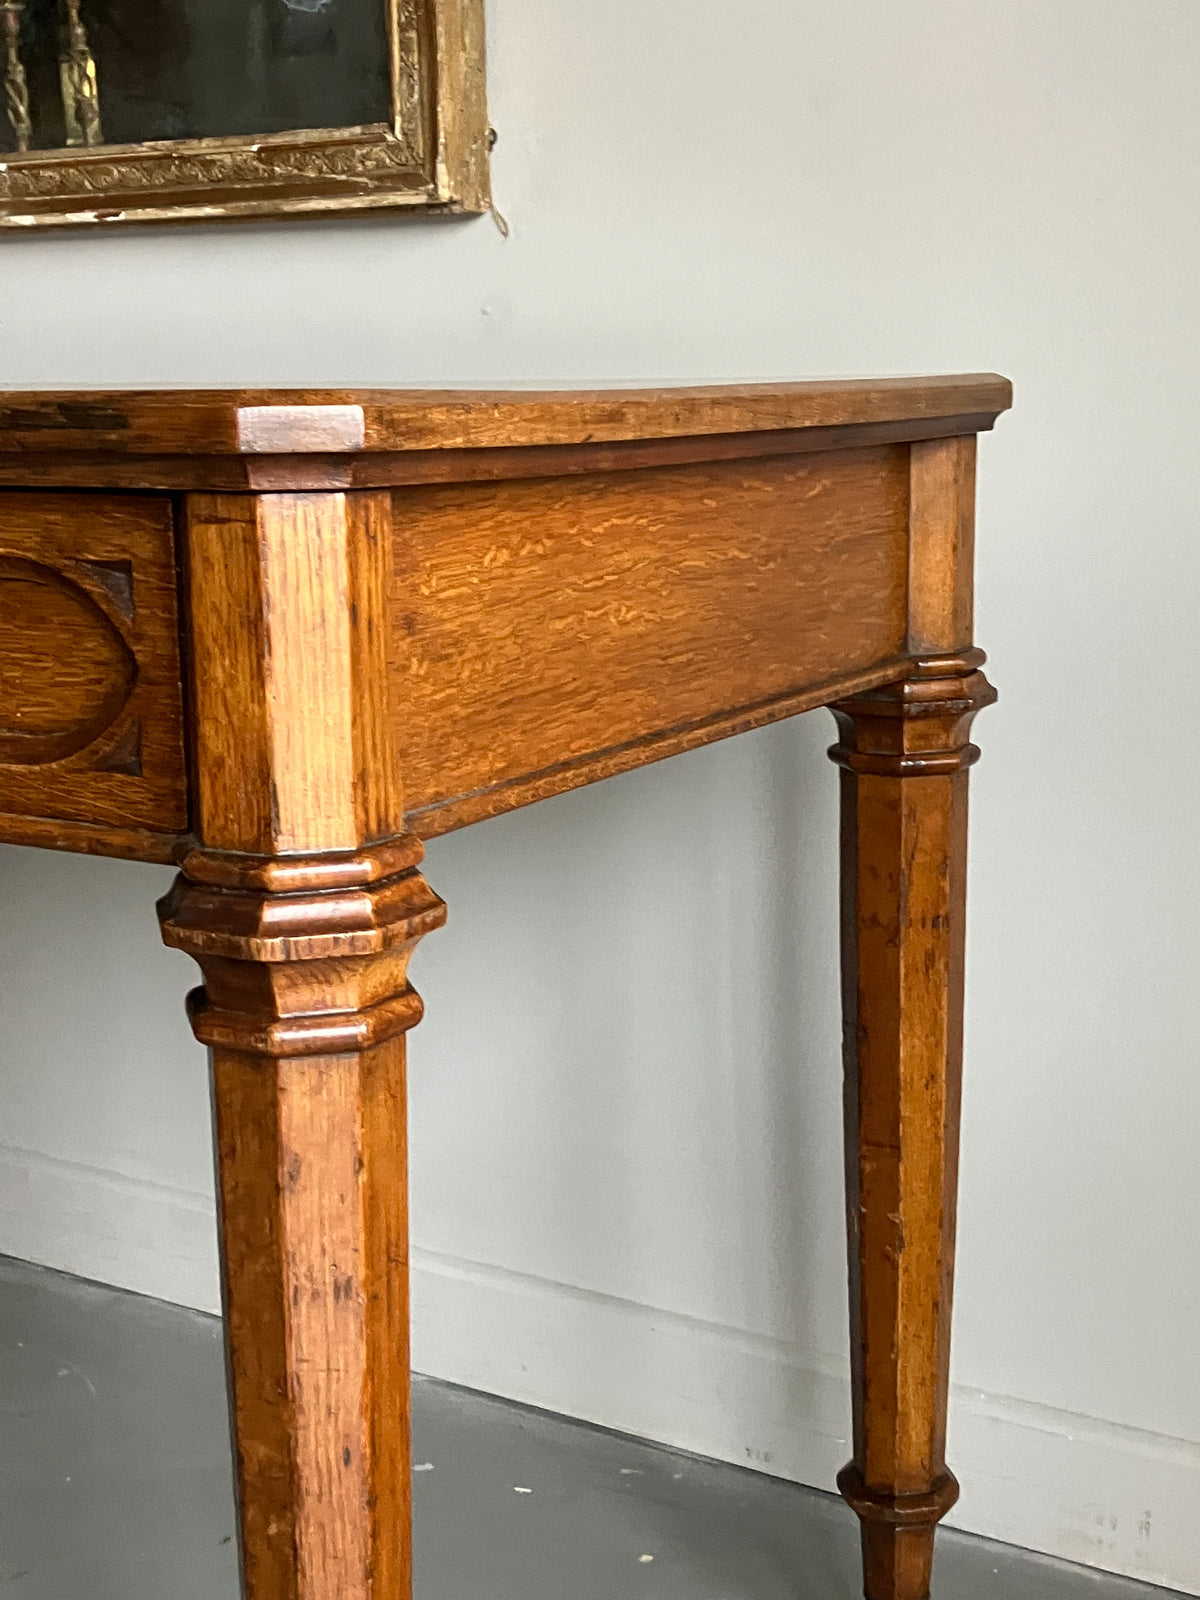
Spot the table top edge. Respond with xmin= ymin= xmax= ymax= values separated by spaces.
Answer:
xmin=0 ymin=374 xmax=1013 ymax=457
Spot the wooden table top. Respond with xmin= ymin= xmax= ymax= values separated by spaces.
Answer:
xmin=0 ymin=375 xmax=1011 ymax=453
xmin=0 ymin=373 xmax=1011 ymax=861
xmin=0 ymin=375 xmax=1012 ymax=493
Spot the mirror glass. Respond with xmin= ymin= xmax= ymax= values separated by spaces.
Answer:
xmin=0 ymin=0 xmax=392 ymax=153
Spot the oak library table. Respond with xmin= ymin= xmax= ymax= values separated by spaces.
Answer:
xmin=0 ymin=376 xmax=1011 ymax=1600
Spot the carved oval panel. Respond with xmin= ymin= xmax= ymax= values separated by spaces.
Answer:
xmin=0 ymin=556 xmax=136 ymax=766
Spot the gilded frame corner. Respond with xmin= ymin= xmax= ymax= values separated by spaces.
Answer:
xmin=0 ymin=0 xmax=489 ymax=230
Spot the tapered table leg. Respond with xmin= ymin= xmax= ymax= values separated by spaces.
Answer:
xmin=160 ymin=843 xmax=444 ymax=1600
xmin=828 ymin=651 xmax=995 ymax=1600
xmin=158 ymin=490 xmax=445 ymax=1600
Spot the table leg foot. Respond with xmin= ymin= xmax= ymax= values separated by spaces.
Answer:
xmin=861 ymin=1526 xmax=936 ymax=1600
xmin=838 ymin=1465 xmax=960 ymax=1600
xmin=829 ymin=652 xmax=995 ymax=1600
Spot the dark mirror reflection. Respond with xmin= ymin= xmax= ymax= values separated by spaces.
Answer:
xmin=0 ymin=0 xmax=392 ymax=154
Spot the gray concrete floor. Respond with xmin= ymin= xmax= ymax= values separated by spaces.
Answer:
xmin=0 ymin=1256 xmax=1181 ymax=1600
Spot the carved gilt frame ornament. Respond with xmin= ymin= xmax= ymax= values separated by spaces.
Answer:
xmin=0 ymin=0 xmax=489 ymax=230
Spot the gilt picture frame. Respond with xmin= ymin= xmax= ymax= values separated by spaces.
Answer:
xmin=0 ymin=0 xmax=489 ymax=229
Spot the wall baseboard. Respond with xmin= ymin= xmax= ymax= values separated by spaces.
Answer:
xmin=1 ymin=1141 xmax=1194 ymax=1594
xmin=0 ymin=1140 xmax=221 ymax=1314
xmin=410 ymin=1250 xmax=1200 ymax=1594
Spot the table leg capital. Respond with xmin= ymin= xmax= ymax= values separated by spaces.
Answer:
xmin=158 ymin=835 xmax=446 ymax=1057
xmin=828 ymin=650 xmax=997 ymax=778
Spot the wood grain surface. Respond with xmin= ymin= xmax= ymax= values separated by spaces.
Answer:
xmin=830 ymin=653 xmax=995 ymax=1600
xmin=161 ymin=490 xmax=445 ymax=1600
xmin=184 ymin=491 xmax=403 ymax=855
xmin=396 ymin=447 xmax=910 ymax=832
xmin=827 ymin=437 xmax=998 ymax=1598
xmin=0 ymin=414 xmax=995 ymax=496
xmin=0 ymin=491 xmax=186 ymax=835
xmin=907 ymin=437 xmax=977 ymax=655
xmin=0 ymin=376 xmax=1009 ymax=458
